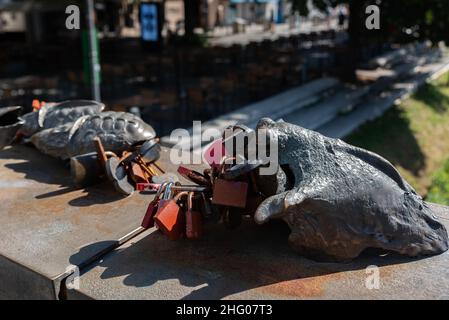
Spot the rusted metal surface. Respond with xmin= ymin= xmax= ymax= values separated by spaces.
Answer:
xmin=0 ymin=144 xmax=184 ymax=299
xmin=2 ymin=143 xmax=449 ymax=300
xmin=67 ymin=203 xmax=449 ymax=300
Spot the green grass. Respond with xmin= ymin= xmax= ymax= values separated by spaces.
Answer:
xmin=427 ymin=158 xmax=449 ymax=205
xmin=345 ymin=71 xmax=449 ymax=199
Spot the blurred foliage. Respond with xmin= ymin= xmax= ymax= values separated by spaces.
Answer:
xmin=427 ymin=159 xmax=449 ymax=205
xmin=171 ymin=33 xmax=208 ymax=47
xmin=346 ymin=71 xmax=449 ymax=198
xmin=289 ymin=0 xmax=449 ymax=45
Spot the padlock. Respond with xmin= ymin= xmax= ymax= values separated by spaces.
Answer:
xmin=223 ymin=207 xmax=244 ymax=229
xmin=222 ymin=124 xmax=255 ymax=160
xmin=156 ymin=182 xmax=174 ymax=213
xmin=185 ymin=192 xmax=202 ymax=239
xmin=177 ymin=166 xmax=211 ymax=187
xmin=141 ymin=183 xmax=167 ymax=229
xmin=212 ymin=179 xmax=248 ymax=208
xmin=130 ymin=162 xmax=149 ymax=184
xmin=222 ymin=159 xmax=264 ymax=180
xmin=70 ymin=152 xmax=102 ymax=187
xmin=154 ymin=191 xmax=189 ymax=240
xmin=203 ymin=126 xmax=251 ymax=168
xmin=105 ymin=156 xmax=135 ymax=195
xmin=200 ymin=193 xmax=213 ymax=217
xmin=151 ymin=172 xmax=180 ymax=184
xmin=139 ymin=138 xmax=161 ymax=163
xmin=211 ymin=161 xmax=248 ymax=208
xmin=203 ymin=138 xmax=228 ymax=168
xmin=136 ymin=182 xmax=161 ymax=192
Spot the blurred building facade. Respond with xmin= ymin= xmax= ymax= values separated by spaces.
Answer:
xmin=0 ymin=0 xmax=291 ymax=42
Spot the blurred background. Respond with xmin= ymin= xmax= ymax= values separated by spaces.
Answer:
xmin=1 ymin=0 xmax=449 ymax=204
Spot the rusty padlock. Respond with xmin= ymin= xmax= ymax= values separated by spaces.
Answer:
xmin=177 ymin=165 xmax=211 ymax=187
xmin=211 ymin=161 xmax=248 ymax=208
xmin=130 ymin=161 xmax=149 ymax=184
xmin=154 ymin=191 xmax=189 ymax=240
xmin=223 ymin=207 xmax=244 ymax=229
xmin=141 ymin=182 xmax=167 ymax=229
xmin=211 ymin=179 xmax=248 ymax=208
xmin=186 ymin=192 xmax=202 ymax=239
xmin=200 ymin=193 xmax=213 ymax=217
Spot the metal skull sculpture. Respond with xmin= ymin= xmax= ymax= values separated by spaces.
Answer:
xmin=254 ymin=118 xmax=449 ymax=262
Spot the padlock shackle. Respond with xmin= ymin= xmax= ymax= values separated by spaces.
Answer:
xmin=222 ymin=124 xmax=253 ymax=140
xmin=218 ymin=155 xmax=237 ymax=176
xmin=163 ymin=182 xmax=174 ymax=199
xmin=187 ymin=192 xmax=195 ymax=209
xmin=155 ymin=182 xmax=169 ymax=200
xmin=174 ymin=191 xmax=189 ymax=202
xmin=220 ymin=155 xmax=236 ymax=166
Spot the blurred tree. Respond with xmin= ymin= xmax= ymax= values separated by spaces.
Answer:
xmin=289 ymin=0 xmax=449 ymax=78
xmin=183 ymin=0 xmax=201 ymax=36
xmin=290 ymin=0 xmax=449 ymax=44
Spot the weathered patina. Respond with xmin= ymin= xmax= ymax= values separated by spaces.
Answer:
xmin=0 ymin=100 xmax=156 ymax=159
xmin=254 ymin=118 xmax=449 ymax=262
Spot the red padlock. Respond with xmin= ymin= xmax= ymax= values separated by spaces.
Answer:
xmin=154 ymin=191 xmax=188 ymax=240
xmin=186 ymin=192 xmax=202 ymax=239
xmin=141 ymin=183 xmax=167 ymax=229
xmin=211 ymin=160 xmax=248 ymax=208
xmin=212 ymin=179 xmax=248 ymax=208
xmin=177 ymin=166 xmax=210 ymax=187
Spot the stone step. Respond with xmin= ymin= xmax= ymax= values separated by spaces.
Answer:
xmin=161 ymin=77 xmax=340 ymax=151
xmin=287 ymin=49 xmax=445 ymax=135
xmin=318 ymin=55 xmax=449 ymax=138
xmin=283 ymin=86 xmax=369 ymax=131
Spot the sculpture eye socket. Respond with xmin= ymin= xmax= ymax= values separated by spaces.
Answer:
xmin=280 ymin=164 xmax=295 ymax=191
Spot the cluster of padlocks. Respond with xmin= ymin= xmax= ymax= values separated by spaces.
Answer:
xmin=140 ymin=125 xmax=266 ymax=240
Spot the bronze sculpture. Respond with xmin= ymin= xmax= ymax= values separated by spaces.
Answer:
xmin=0 ymin=100 xmax=156 ymax=159
xmin=1 ymin=102 xmax=448 ymax=262
xmin=253 ymin=118 xmax=449 ymax=261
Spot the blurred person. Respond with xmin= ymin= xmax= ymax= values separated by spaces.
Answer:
xmin=270 ymin=8 xmax=275 ymax=33
xmin=338 ymin=8 xmax=346 ymax=30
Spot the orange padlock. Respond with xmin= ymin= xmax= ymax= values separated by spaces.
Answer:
xmin=32 ymin=99 xmax=41 ymax=112
xmin=130 ymin=162 xmax=149 ymax=184
xmin=186 ymin=192 xmax=202 ymax=239
xmin=154 ymin=191 xmax=188 ymax=240
xmin=156 ymin=182 xmax=174 ymax=214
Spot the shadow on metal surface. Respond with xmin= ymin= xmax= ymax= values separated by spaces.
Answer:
xmin=69 ymin=219 xmax=430 ymax=299
xmin=0 ymin=145 xmax=128 ymax=207
xmin=1 ymin=146 xmax=69 ymax=185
